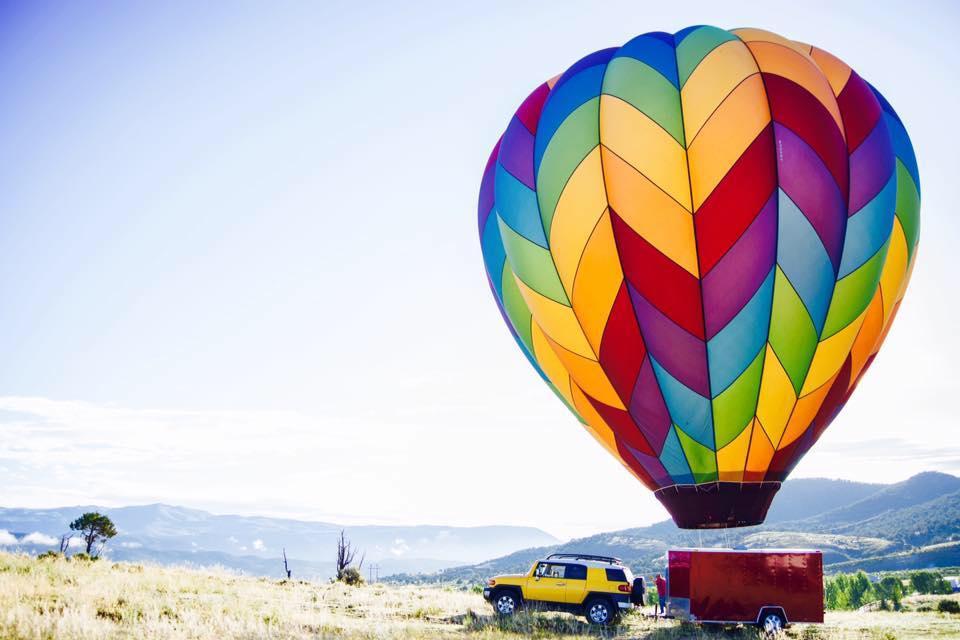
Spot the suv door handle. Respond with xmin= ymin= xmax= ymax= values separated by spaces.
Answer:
xmin=556 ymin=582 xmax=566 ymax=586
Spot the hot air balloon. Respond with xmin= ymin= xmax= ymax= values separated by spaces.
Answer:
xmin=477 ymin=26 xmax=920 ymax=528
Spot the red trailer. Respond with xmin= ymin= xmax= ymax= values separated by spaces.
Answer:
xmin=665 ymin=548 xmax=823 ymax=632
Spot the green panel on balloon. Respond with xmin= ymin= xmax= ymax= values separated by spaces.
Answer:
xmin=675 ymin=26 xmax=738 ymax=87
xmin=676 ymin=427 xmax=719 ymax=483
xmin=713 ymin=348 xmax=764 ymax=448
xmin=536 ymin=99 xmax=599 ymax=234
xmin=602 ymin=57 xmax=684 ymax=144
xmin=500 ymin=262 xmax=536 ymax=354
xmin=894 ymin=160 xmax=921 ymax=262
xmin=768 ymin=267 xmax=818 ymax=394
xmin=822 ymin=238 xmax=890 ymax=339
xmin=497 ymin=218 xmax=569 ymax=304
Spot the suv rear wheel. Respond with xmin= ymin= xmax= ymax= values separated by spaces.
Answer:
xmin=492 ymin=589 xmax=520 ymax=617
xmin=584 ymin=596 xmax=617 ymax=626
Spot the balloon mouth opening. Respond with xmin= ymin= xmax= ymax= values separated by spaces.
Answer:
xmin=654 ymin=481 xmax=781 ymax=529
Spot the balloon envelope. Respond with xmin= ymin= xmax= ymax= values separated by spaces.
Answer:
xmin=478 ymin=26 xmax=920 ymax=528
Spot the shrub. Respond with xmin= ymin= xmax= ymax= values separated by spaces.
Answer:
xmin=339 ymin=566 xmax=364 ymax=586
xmin=937 ymin=599 xmax=960 ymax=614
xmin=36 ymin=551 xmax=61 ymax=561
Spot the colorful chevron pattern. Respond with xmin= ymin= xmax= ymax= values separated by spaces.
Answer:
xmin=478 ymin=27 xmax=920 ymax=502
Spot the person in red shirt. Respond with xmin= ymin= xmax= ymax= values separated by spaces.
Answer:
xmin=655 ymin=573 xmax=667 ymax=617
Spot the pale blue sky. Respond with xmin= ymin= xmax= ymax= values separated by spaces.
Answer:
xmin=1 ymin=1 xmax=958 ymax=539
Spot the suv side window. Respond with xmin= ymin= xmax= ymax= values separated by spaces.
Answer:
xmin=605 ymin=568 xmax=627 ymax=582
xmin=535 ymin=563 xmax=566 ymax=579
xmin=565 ymin=564 xmax=587 ymax=580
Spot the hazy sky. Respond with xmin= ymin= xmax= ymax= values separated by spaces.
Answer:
xmin=1 ymin=1 xmax=958 ymax=539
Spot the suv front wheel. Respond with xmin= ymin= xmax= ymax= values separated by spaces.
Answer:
xmin=584 ymin=596 xmax=617 ymax=626
xmin=492 ymin=589 xmax=520 ymax=617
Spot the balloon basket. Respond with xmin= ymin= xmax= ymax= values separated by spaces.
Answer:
xmin=655 ymin=482 xmax=781 ymax=529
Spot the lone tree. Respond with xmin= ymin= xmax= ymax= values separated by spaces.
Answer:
xmin=335 ymin=529 xmax=364 ymax=584
xmin=69 ymin=512 xmax=117 ymax=557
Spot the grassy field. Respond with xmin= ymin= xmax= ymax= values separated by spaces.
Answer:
xmin=1 ymin=553 xmax=958 ymax=639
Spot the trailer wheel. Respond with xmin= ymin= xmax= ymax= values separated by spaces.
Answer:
xmin=758 ymin=608 xmax=786 ymax=634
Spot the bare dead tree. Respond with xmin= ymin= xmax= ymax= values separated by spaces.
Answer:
xmin=282 ymin=547 xmax=292 ymax=579
xmin=59 ymin=534 xmax=72 ymax=555
xmin=335 ymin=530 xmax=364 ymax=581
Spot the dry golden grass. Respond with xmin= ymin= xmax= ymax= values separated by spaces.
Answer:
xmin=1 ymin=552 xmax=958 ymax=639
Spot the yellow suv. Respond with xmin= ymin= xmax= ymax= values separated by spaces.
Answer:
xmin=482 ymin=553 xmax=639 ymax=625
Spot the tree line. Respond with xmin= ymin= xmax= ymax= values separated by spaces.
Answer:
xmin=825 ymin=570 xmax=955 ymax=610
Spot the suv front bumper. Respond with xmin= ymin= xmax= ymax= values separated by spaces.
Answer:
xmin=482 ymin=587 xmax=492 ymax=601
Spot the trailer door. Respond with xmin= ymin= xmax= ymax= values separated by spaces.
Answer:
xmin=666 ymin=551 xmax=692 ymax=620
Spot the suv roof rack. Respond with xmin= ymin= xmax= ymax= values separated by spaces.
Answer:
xmin=546 ymin=553 xmax=622 ymax=564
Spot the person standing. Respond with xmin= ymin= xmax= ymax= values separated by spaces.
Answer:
xmin=655 ymin=573 xmax=667 ymax=617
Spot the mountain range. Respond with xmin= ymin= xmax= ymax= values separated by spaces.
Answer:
xmin=388 ymin=471 xmax=960 ymax=585
xmin=0 ymin=504 xmax=558 ymax=580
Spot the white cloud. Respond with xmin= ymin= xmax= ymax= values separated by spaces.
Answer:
xmin=0 ymin=530 xmax=18 ymax=545
xmin=1 ymin=373 xmax=958 ymax=540
xmin=119 ymin=541 xmax=142 ymax=548
xmin=390 ymin=538 xmax=410 ymax=556
xmin=21 ymin=532 xmax=57 ymax=546
xmin=227 ymin=536 xmax=239 ymax=544
xmin=252 ymin=539 xmax=265 ymax=551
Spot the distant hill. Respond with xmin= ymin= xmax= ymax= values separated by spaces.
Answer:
xmin=388 ymin=472 xmax=960 ymax=586
xmin=0 ymin=504 xmax=558 ymax=580
xmin=763 ymin=477 xmax=885 ymax=523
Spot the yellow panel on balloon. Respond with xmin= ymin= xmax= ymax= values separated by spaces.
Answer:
xmin=745 ymin=422 xmax=775 ymax=477
xmin=732 ymin=28 xmax=813 ymax=56
xmin=755 ymin=345 xmax=797 ymax=445
xmin=717 ymin=419 xmax=754 ymax=482
xmin=543 ymin=332 xmax=625 ymax=409
xmin=878 ymin=217 xmax=909 ymax=323
xmin=809 ymin=47 xmax=853 ymax=96
xmin=599 ymin=94 xmax=691 ymax=211
xmin=681 ymin=40 xmax=760 ymax=141
xmin=550 ymin=146 xmax=608 ymax=296
xmin=571 ymin=210 xmax=623 ymax=354
xmin=687 ymin=74 xmax=770 ymax=211
xmin=600 ymin=146 xmax=698 ymax=276
xmin=801 ymin=309 xmax=866 ymax=396
xmin=530 ymin=322 xmax=575 ymax=408
xmin=515 ymin=275 xmax=594 ymax=360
